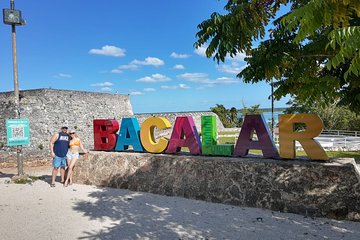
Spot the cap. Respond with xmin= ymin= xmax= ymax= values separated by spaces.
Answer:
xmin=61 ymin=126 xmax=68 ymax=130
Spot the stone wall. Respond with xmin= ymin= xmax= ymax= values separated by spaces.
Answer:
xmin=0 ymin=89 xmax=133 ymax=164
xmin=74 ymin=151 xmax=360 ymax=221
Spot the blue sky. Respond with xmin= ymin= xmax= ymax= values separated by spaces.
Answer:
xmin=0 ymin=0 xmax=290 ymax=113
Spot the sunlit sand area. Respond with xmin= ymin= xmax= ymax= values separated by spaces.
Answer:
xmin=0 ymin=166 xmax=360 ymax=240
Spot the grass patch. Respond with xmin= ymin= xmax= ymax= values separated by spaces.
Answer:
xmin=29 ymin=176 xmax=45 ymax=181
xmin=13 ymin=175 xmax=45 ymax=184
xmin=218 ymin=131 xmax=239 ymax=135
xmin=14 ymin=178 xmax=33 ymax=184
xmin=218 ymin=137 xmax=236 ymax=144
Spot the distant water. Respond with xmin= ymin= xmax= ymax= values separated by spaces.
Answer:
xmin=238 ymin=111 xmax=284 ymax=124
xmin=262 ymin=111 xmax=283 ymax=124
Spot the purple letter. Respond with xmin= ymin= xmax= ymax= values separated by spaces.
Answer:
xmin=234 ymin=114 xmax=279 ymax=158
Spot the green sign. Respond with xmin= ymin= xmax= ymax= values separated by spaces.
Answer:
xmin=6 ymin=118 xmax=30 ymax=146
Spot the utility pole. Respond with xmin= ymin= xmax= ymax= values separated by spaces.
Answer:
xmin=3 ymin=0 xmax=26 ymax=175
xmin=271 ymin=78 xmax=275 ymax=139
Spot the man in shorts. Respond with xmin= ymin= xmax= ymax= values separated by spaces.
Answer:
xmin=49 ymin=126 xmax=69 ymax=187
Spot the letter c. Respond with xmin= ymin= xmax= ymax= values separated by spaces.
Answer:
xmin=140 ymin=117 xmax=172 ymax=153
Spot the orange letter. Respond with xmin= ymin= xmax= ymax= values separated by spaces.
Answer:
xmin=279 ymin=114 xmax=328 ymax=160
xmin=140 ymin=117 xmax=171 ymax=153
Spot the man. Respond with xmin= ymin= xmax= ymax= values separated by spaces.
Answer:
xmin=49 ymin=126 xmax=69 ymax=187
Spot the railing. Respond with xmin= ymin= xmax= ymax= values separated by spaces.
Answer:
xmin=322 ymin=130 xmax=360 ymax=137
xmin=218 ymin=130 xmax=360 ymax=150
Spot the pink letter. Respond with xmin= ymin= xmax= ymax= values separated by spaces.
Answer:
xmin=166 ymin=116 xmax=201 ymax=154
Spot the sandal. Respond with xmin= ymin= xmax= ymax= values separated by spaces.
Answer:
xmin=50 ymin=183 xmax=55 ymax=187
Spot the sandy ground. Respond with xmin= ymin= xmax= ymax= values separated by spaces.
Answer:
xmin=0 ymin=166 xmax=359 ymax=240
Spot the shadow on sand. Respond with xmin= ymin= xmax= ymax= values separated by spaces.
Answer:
xmin=73 ymin=186 xmax=360 ymax=240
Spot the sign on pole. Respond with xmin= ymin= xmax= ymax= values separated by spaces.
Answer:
xmin=6 ymin=118 xmax=30 ymax=146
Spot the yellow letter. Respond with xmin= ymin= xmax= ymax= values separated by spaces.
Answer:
xmin=279 ymin=114 xmax=328 ymax=160
xmin=140 ymin=117 xmax=172 ymax=153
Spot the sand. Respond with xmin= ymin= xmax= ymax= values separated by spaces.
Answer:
xmin=0 ymin=166 xmax=359 ymax=240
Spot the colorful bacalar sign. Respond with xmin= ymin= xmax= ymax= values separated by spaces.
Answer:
xmin=93 ymin=114 xmax=328 ymax=161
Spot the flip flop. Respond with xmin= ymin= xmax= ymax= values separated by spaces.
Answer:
xmin=50 ymin=183 xmax=55 ymax=187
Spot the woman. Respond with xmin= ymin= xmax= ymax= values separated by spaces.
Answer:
xmin=64 ymin=130 xmax=88 ymax=187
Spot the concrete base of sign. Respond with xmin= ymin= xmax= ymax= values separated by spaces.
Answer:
xmin=73 ymin=151 xmax=360 ymax=221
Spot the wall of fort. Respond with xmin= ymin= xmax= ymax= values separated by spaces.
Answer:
xmin=0 ymin=89 xmax=225 ymax=166
xmin=0 ymin=89 xmax=133 ymax=165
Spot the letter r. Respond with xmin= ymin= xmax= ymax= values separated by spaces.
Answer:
xmin=279 ymin=114 xmax=328 ymax=160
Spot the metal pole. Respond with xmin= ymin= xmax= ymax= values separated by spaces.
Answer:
xmin=10 ymin=0 xmax=23 ymax=176
xmin=271 ymin=79 xmax=275 ymax=139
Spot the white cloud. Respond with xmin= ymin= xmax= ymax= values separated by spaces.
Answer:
xmin=100 ymin=87 xmax=112 ymax=92
xmin=177 ymin=72 xmax=209 ymax=83
xmin=129 ymin=91 xmax=143 ymax=95
xmin=111 ymin=69 xmax=123 ymax=74
xmin=131 ymin=57 xmax=164 ymax=67
xmin=217 ymin=62 xmax=247 ymax=74
xmin=173 ymin=64 xmax=185 ymax=70
xmin=161 ymin=84 xmax=191 ymax=90
xmin=117 ymin=64 xmax=139 ymax=71
xmin=213 ymin=77 xmax=241 ymax=84
xmin=195 ymin=45 xmax=247 ymax=63
xmin=53 ymin=73 xmax=72 ymax=79
xmin=91 ymin=81 xmax=113 ymax=87
xmin=194 ymin=45 xmax=209 ymax=57
xmin=136 ymin=74 xmax=171 ymax=83
xmin=111 ymin=63 xmax=139 ymax=73
xmin=226 ymin=52 xmax=247 ymax=62
xmin=178 ymin=72 xmax=241 ymax=86
xmin=144 ymin=88 xmax=156 ymax=92
xmin=114 ymin=57 xmax=165 ymax=73
xmin=89 ymin=45 xmax=126 ymax=57
xmin=170 ymin=52 xmax=190 ymax=59
xmin=179 ymin=84 xmax=191 ymax=89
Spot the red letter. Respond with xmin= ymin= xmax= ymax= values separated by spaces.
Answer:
xmin=93 ymin=119 xmax=119 ymax=150
xmin=166 ymin=116 xmax=201 ymax=154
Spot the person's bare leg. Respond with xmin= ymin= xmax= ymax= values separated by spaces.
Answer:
xmin=64 ymin=158 xmax=77 ymax=187
xmin=51 ymin=168 xmax=58 ymax=186
xmin=60 ymin=167 xmax=66 ymax=183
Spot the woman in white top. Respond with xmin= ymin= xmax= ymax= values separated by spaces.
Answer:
xmin=64 ymin=130 xmax=88 ymax=187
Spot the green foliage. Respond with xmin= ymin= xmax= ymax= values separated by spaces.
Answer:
xmin=195 ymin=0 xmax=360 ymax=112
xmin=14 ymin=178 xmax=33 ymax=184
xmin=210 ymin=104 xmax=263 ymax=128
xmin=13 ymin=176 xmax=44 ymax=184
xmin=210 ymin=104 xmax=240 ymax=128
xmin=241 ymin=104 xmax=262 ymax=115
xmin=286 ymin=98 xmax=360 ymax=131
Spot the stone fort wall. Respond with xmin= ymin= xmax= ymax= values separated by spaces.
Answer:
xmin=0 ymin=89 xmax=224 ymax=166
xmin=0 ymin=89 xmax=133 ymax=165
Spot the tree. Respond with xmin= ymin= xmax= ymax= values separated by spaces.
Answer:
xmin=195 ymin=0 xmax=360 ymax=112
xmin=286 ymin=98 xmax=360 ymax=131
xmin=241 ymin=104 xmax=261 ymax=115
xmin=210 ymin=104 xmax=263 ymax=128
xmin=210 ymin=104 xmax=234 ymax=127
